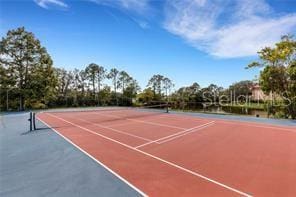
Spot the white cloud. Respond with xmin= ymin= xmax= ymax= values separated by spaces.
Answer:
xmin=90 ymin=0 xmax=150 ymax=13
xmin=164 ymin=0 xmax=296 ymax=58
xmin=234 ymin=0 xmax=272 ymax=19
xmin=90 ymin=0 xmax=151 ymax=29
xmin=212 ymin=15 xmax=296 ymax=57
xmin=35 ymin=0 xmax=68 ymax=9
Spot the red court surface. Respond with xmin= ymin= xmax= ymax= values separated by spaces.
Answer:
xmin=37 ymin=109 xmax=296 ymax=196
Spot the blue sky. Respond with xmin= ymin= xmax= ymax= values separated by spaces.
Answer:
xmin=0 ymin=0 xmax=296 ymax=90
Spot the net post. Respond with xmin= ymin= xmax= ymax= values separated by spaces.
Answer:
xmin=33 ymin=112 xmax=36 ymax=130
xmin=28 ymin=112 xmax=32 ymax=131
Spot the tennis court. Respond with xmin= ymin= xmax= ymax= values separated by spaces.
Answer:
xmin=35 ymin=107 xmax=296 ymax=196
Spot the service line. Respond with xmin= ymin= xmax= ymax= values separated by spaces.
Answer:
xmin=135 ymin=121 xmax=215 ymax=149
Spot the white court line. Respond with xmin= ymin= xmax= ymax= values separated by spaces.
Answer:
xmin=216 ymin=120 xmax=296 ymax=132
xmin=134 ymin=121 xmax=215 ymax=149
xmin=73 ymin=116 xmax=153 ymax=142
xmin=167 ymin=113 xmax=296 ymax=132
xmin=37 ymin=115 xmax=147 ymax=197
xmin=158 ymin=122 xmax=215 ymax=144
xmin=93 ymin=112 xmax=186 ymax=130
xmin=44 ymin=113 xmax=252 ymax=197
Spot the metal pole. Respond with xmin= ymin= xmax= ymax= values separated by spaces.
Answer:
xmin=29 ymin=112 xmax=32 ymax=131
xmin=6 ymin=89 xmax=8 ymax=111
xmin=33 ymin=113 xmax=36 ymax=130
xmin=19 ymin=95 xmax=21 ymax=111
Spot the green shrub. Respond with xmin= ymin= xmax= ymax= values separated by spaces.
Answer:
xmin=32 ymin=102 xmax=47 ymax=109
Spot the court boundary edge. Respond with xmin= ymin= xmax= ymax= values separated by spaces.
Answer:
xmin=37 ymin=116 xmax=148 ymax=197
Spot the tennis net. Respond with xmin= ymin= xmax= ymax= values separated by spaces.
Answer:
xmin=31 ymin=104 xmax=169 ymax=130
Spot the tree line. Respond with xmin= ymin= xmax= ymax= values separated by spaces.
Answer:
xmin=0 ymin=27 xmax=295 ymax=119
xmin=0 ymin=27 xmax=176 ymax=111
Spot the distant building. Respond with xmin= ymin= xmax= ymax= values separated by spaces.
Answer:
xmin=250 ymin=84 xmax=273 ymax=101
